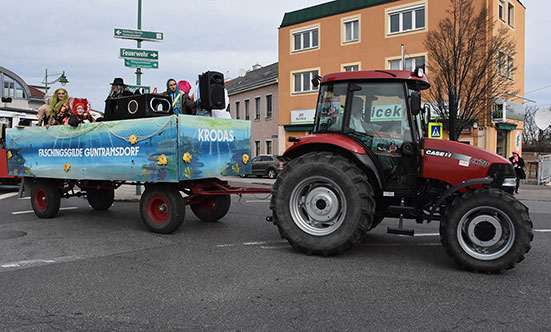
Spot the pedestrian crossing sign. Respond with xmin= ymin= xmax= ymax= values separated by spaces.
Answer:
xmin=428 ymin=123 xmax=443 ymax=139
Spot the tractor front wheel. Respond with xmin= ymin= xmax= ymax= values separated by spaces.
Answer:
xmin=270 ymin=152 xmax=375 ymax=256
xmin=191 ymin=195 xmax=231 ymax=222
xmin=440 ymin=187 xmax=533 ymax=273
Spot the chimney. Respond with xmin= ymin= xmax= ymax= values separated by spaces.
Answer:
xmin=252 ymin=63 xmax=262 ymax=70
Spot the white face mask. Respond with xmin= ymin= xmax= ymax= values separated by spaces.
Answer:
xmin=76 ymin=106 xmax=85 ymax=115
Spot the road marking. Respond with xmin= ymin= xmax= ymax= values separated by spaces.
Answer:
xmin=216 ymin=240 xmax=287 ymax=248
xmin=0 ymin=192 xmax=18 ymax=200
xmin=534 ymin=229 xmax=551 ymax=233
xmin=246 ymin=200 xmax=270 ymax=203
xmin=11 ymin=206 xmax=78 ymax=215
xmin=414 ymin=233 xmax=440 ymax=237
xmin=1 ymin=256 xmax=80 ymax=269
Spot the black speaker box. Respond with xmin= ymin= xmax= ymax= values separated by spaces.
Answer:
xmin=103 ymin=94 xmax=172 ymax=121
xmin=199 ymin=71 xmax=225 ymax=110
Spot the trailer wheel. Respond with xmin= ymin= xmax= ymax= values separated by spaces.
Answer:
xmin=31 ymin=179 xmax=61 ymax=219
xmin=191 ymin=195 xmax=231 ymax=222
xmin=140 ymin=185 xmax=185 ymax=234
xmin=440 ymin=187 xmax=533 ymax=273
xmin=270 ymin=152 xmax=375 ymax=256
xmin=87 ymin=188 xmax=114 ymax=210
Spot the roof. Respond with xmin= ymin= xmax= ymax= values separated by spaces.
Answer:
xmin=321 ymin=70 xmax=430 ymax=90
xmin=28 ymin=85 xmax=45 ymax=98
xmin=280 ymin=0 xmax=399 ymax=28
xmin=225 ymin=63 xmax=278 ymax=95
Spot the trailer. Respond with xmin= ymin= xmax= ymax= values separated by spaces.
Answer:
xmin=5 ymin=114 xmax=270 ymax=233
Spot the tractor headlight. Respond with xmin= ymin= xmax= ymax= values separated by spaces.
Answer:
xmin=502 ymin=177 xmax=516 ymax=187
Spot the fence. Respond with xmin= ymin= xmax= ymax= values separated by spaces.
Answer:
xmin=538 ymin=154 xmax=551 ymax=185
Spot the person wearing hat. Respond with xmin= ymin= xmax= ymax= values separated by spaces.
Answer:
xmin=163 ymin=78 xmax=196 ymax=115
xmin=509 ymin=149 xmax=526 ymax=194
xmin=107 ymin=77 xmax=132 ymax=99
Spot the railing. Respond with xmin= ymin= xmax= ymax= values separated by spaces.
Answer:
xmin=538 ymin=154 xmax=551 ymax=185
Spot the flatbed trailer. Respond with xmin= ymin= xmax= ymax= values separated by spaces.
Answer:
xmin=5 ymin=114 xmax=270 ymax=233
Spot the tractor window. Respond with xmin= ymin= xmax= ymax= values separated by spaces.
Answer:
xmin=347 ymin=82 xmax=415 ymax=190
xmin=315 ymin=82 xmax=348 ymax=132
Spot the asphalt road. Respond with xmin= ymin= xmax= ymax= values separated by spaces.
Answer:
xmin=0 ymin=182 xmax=550 ymax=332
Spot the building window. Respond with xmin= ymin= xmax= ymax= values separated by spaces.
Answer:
xmin=255 ymin=97 xmax=261 ymax=120
xmin=389 ymin=5 xmax=425 ymax=34
xmin=499 ymin=52 xmax=514 ymax=79
xmin=293 ymin=28 xmax=319 ymax=52
xmin=265 ymin=141 xmax=272 ymax=155
xmin=266 ymin=95 xmax=273 ymax=119
xmin=2 ymin=74 xmax=26 ymax=99
xmin=344 ymin=19 xmax=359 ymax=43
xmin=293 ymin=70 xmax=319 ymax=93
xmin=344 ymin=65 xmax=359 ymax=72
xmin=498 ymin=0 xmax=504 ymax=21
xmin=254 ymin=141 xmax=261 ymax=156
xmin=245 ymin=99 xmax=250 ymax=120
xmin=389 ymin=56 xmax=425 ymax=71
xmin=235 ymin=101 xmax=240 ymax=119
xmin=507 ymin=3 xmax=514 ymax=26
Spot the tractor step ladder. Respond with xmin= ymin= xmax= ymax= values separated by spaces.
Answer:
xmin=387 ymin=197 xmax=415 ymax=236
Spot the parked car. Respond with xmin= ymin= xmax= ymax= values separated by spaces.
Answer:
xmin=242 ymin=154 xmax=289 ymax=179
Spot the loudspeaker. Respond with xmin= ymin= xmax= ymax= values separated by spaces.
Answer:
xmin=199 ymin=71 xmax=225 ymax=110
xmin=103 ymin=94 xmax=172 ymax=121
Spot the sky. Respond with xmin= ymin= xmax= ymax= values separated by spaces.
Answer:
xmin=1 ymin=0 xmax=549 ymax=111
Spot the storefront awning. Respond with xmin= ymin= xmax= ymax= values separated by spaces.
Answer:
xmin=284 ymin=124 xmax=314 ymax=132
xmin=496 ymin=123 xmax=517 ymax=130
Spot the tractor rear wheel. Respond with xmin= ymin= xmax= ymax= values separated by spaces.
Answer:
xmin=140 ymin=184 xmax=185 ymax=234
xmin=440 ymin=187 xmax=533 ymax=273
xmin=270 ymin=152 xmax=375 ymax=256
xmin=31 ymin=179 xmax=60 ymax=219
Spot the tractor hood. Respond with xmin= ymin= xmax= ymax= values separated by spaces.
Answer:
xmin=422 ymin=138 xmax=512 ymax=186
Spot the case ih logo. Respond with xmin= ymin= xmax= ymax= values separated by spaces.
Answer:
xmin=425 ymin=149 xmax=452 ymax=158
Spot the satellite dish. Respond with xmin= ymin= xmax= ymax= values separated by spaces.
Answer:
xmin=534 ymin=109 xmax=551 ymax=130
xmin=238 ymin=69 xmax=246 ymax=77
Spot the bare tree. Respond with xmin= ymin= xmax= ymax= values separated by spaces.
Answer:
xmin=424 ymin=0 xmax=517 ymax=140
xmin=523 ymin=106 xmax=551 ymax=152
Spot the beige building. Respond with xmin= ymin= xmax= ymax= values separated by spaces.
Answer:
xmin=277 ymin=0 xmax=526 ymax=157
xmin=226 ymin=63 xmax=279 ymax=156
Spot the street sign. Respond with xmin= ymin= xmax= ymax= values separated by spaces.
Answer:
xmin=124 ymin=59 xmax=159 ymax=69
xmin=428 ymin=122 xmax=443 ymax=139
xmin=126 ymin=85 xmax=151 ymax=94
xmin=119 ymin=48 xmax=159 ymax=61
xmin=114 ymin=28 xmax=163 ymax=42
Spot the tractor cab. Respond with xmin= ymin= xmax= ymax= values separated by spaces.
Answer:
xmin=311 ymin=69 xmax=429 ymax=192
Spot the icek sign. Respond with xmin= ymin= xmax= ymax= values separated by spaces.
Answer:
xmin=371 ymin=104 xmax=403 ymax=121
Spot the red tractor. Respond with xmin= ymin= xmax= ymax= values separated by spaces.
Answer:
xmin=270 ymin=69 xmax=532 ymax=273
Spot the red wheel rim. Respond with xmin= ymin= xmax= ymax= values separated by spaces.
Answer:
xmin=147 ymin=195 xmax=169 ymax=224
xmin=34 ymin=188 xmax=47 ymax=211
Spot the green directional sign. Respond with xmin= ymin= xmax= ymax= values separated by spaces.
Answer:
xmin=119 ymin=48 xmax=159 ymax=61
xmin=114 ymin=28 xmax=163 ymax=42
xmin=125 ymin=59 xmax=159 ymax=69
xmin=126 ymin=85 xmax=151 ymax=94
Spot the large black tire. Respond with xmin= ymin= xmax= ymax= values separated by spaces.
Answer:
xmin=440 ymin=187 xmax=533 ymax=273
xmin=190 ymin=195 xmax=231 ymax=222
xmin=270 ymin=152 xmax=375 ymax=256
xmin=87 ymin=188 xmax=115 ymax=210
xmin=139 ymin=184 xmax=185 ymax=234
xmin=31 ymin=179 xmax=61 ymax=219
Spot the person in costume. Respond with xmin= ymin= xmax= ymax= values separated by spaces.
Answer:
xmin=70 ymin=98 xmax=95 ymax=125
xmin=107 ymin=77 xmax=132 ymax=99
xmin=163 ymin=78 xmax=196 ymax=115
xmin=46 ymin=88 xmax=71 ymax=127
xmin=509 ymin=150 xmax=526 ymax=194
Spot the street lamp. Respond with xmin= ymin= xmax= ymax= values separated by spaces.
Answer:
xmin=42 ymin=69 xmax=69 ymax=93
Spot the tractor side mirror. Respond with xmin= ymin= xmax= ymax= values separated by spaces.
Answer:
xmin=409 ymin=92 xmax=421 ymax=116
xmin=311 ymin=75 xmax=322 ymax=88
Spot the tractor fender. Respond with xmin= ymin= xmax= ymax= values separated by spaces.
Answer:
xmin=429 ymin=177 xmax=493 ymax=222
xmin=284 ymin=134 xmax=383 ymax=190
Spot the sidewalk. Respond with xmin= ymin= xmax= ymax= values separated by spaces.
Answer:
xmin=115 ymin=179 xmax=551 ymax=202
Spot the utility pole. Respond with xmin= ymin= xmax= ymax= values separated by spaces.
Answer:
xmin=136 ymin=0 xmax=142 ymax=86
